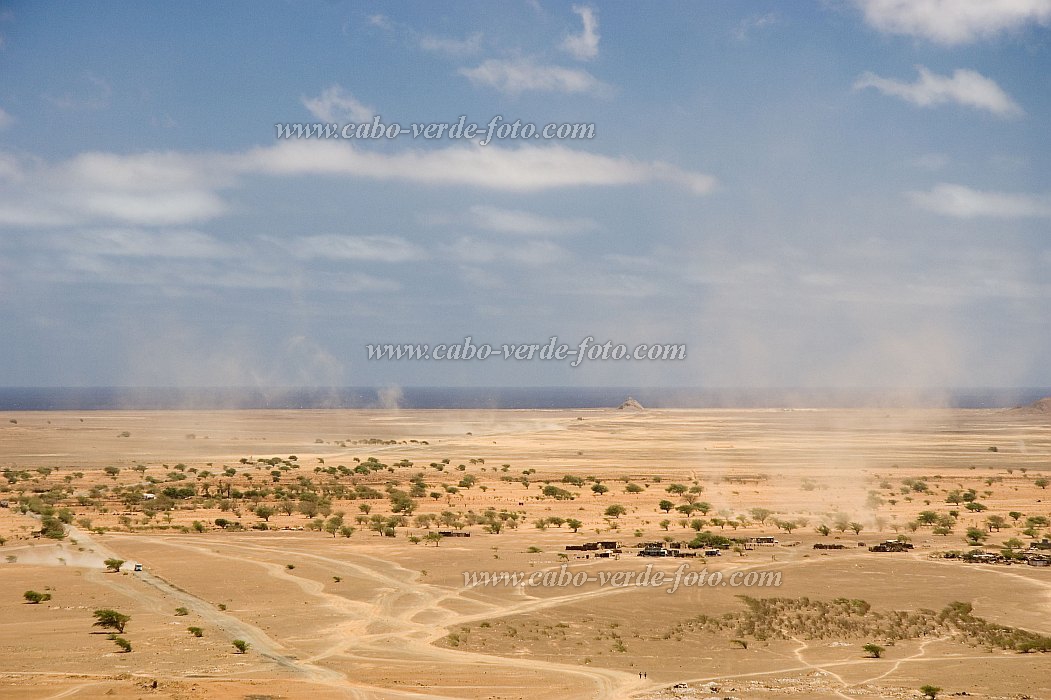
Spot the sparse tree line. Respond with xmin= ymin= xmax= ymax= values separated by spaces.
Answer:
xmin=1 ymin=456 xmax=1048 ymax=552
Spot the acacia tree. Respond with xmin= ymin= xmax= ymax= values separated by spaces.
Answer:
xmin=965 ymin=527 xmax=987 ymax=545
xmin=985 ymin=515 xmax=1006 ymax=532
xmin=750 ymin=508 xmax=773 ymax=525
xmin=862 ymin=643 xmax=884 ymax=658
xmin=93 ymin=609 xmax=130 ymax=634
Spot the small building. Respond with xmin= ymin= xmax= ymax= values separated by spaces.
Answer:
xmin=438 ymin=530 xmax=470 ymax=537
xmin=869 ymin=540 xmax=911 ymax=553
xmin=748 ymin=536 xmax=778 ymax=546
xmin=639 ymin=544 xmax=672 ymax=557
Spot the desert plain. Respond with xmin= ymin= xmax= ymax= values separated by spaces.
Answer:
xmin=0 ymin=405 xmax=1050 ymax=700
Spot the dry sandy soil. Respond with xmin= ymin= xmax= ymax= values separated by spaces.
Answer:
xmin=0 ymin=407 xmax=1049 ymax=699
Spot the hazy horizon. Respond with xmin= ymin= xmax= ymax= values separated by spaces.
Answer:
xmin=2 ymin=385 xmax=1048 ymax=410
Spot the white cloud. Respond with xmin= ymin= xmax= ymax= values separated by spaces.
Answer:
xmin=302 ymin=85 xmax=374 ymax=123
xmin=0 ymin=139 xmax=715 ymax=233
xmin=459 ymin=58 xmax=609 ymax=96
xmin=419 ymin=32 xmax=483 ymax=56
xmin=367 ymin=14 xmax=393 ymax=31
xmin=73 ymin=190 xmax=227 ymax=226
xmin=44 ymin=72 xmax=112 ymax=110
xmin=734 ymin=12 xmax=778 ymax=40
xmin=909 ymin=183 xmax=1051 ymax=218
xmin=51 ymin=228 xmax=235 ymax=258
xmin=293 ymin=235 xmax=425 ymax=262
xmin=856 ymin=0 xmax=1051 ymax=44
xmin=60 ymin=150 xmax=234 ymax=191
xmin=57 ymin=151 xmax=231 ymax=225
xmin=854 ymin=66 xmax=1022 ymax=117
xmin=444 ymin=236 xmax=567 ymax=266
xmin=242 ymin=141 xmax=716 ymax=195
xmin=0 ymin=106 xmax=12 ymax=130
xmin=562 ymin=5 xmax=600 ymax=60
xmin=468 ymin=205 xmax=597 ymax=235
xmin=0 ymin=150 xmax=231 ymax=228
xmin=0 ymin=203 xmax=75 ymax=227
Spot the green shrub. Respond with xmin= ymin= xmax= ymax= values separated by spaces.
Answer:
xmin=23 ymin=590 xmax=51 ymax=604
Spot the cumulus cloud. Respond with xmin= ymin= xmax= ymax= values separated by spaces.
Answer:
xmin=856 ymin=0 xmax=1051 ymax=44
xmin=0 ymin=138 xmax=714 ymax=234
xmin=241 ymin=141 xmax=715 ymax=195
xmin=302 ymin=85 xmax=374 ymax=123
xmin=419 ymin=32 xmax=483 ymax=56
xmin=854 ymin=66 xmax=1022 ymax=117
xmin=468 ymin=205 xmax=597 ymax=235
xmin=0 ymin=150 xmax=231 ymax=228
xmin=459 ymin=58 xmax=609 ymax=96
xmin=909 ymin=183 xmax=1051 ymax=218
xmin=562 ymin=5 xmax=600 ymax=60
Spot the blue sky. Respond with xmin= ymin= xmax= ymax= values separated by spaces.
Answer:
xmin=0 ymin=1 xmax=1049 ymax=389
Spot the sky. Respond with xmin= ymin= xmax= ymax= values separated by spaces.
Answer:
xmin=0 ymin=0 xmax=1049 ymax=389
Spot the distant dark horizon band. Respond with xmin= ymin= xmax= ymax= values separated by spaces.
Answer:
xmin=0 ymin=387 xmax=1048 ymax=411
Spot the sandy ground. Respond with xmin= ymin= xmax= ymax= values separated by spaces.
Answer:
xmin=0 ymin=407 xmax=1049 ymax=699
